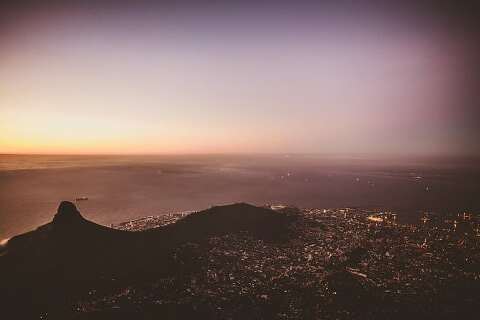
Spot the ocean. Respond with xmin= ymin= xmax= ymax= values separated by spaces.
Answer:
xmin=0 ymin=154 xmax=479 ymax=239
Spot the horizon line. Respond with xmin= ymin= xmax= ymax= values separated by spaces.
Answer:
xmin=1 ymin=151 xmax=479 ymax=159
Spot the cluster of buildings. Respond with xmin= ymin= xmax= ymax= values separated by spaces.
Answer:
xmin=114 ymin=211 xmax=193 ymax=231
xmin=78 ymin=205 xmax=479 ymax=318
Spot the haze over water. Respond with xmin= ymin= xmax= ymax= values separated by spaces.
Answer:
xmin=1 ymin=154 xmax=478 ymax=239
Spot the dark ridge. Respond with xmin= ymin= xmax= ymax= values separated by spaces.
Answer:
xmin=154 ymin=202 xmax=295 ymax=244
xmin=0 ymin=201 xmax=294 ymax=318
xmin=1 ymin=201 xmax=292 ymax=268
xmin=53 ymin=201 xmax=84 ymax=226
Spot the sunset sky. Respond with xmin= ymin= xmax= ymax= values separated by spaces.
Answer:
xmin=1 ymin=2 xmax=479 ymax=155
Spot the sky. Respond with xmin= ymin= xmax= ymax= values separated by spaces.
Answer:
xmin=1 ymin=1 xmax=479 ymax=156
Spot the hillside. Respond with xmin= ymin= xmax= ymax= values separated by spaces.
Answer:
xmin=0 ymin=201 xmax=294 ymax=318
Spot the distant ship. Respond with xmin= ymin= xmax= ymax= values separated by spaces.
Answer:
xmin=75 ymin=196 xmax=88 ymax=201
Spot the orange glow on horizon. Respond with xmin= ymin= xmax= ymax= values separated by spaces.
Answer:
xmin=1 ymin=3 xmax=477 ymax=156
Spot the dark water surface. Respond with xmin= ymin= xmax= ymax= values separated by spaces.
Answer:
xmin=1 ymin=154 xmax=479 ymax=238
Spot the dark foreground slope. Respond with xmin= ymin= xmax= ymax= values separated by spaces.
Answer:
xmin=2 ymin=203 xmax=478 ymax=319
xmin=0 ymin=201 xmax=294 ymax=319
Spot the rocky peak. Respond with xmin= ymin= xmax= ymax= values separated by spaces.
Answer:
xmin=52 ymin=201 xmax=84 ymax=227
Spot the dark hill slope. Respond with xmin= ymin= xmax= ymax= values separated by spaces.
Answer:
xmin=150 ymin=202 xmax=293 ymax=244
xmin=0 ymin=201 xmax=294 ymax=318
xmin=1 ymin=202 xmax=293 ymax=276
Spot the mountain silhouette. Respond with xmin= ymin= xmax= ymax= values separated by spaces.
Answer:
xmin=0 ymin=201 xmax=294 ymax=318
